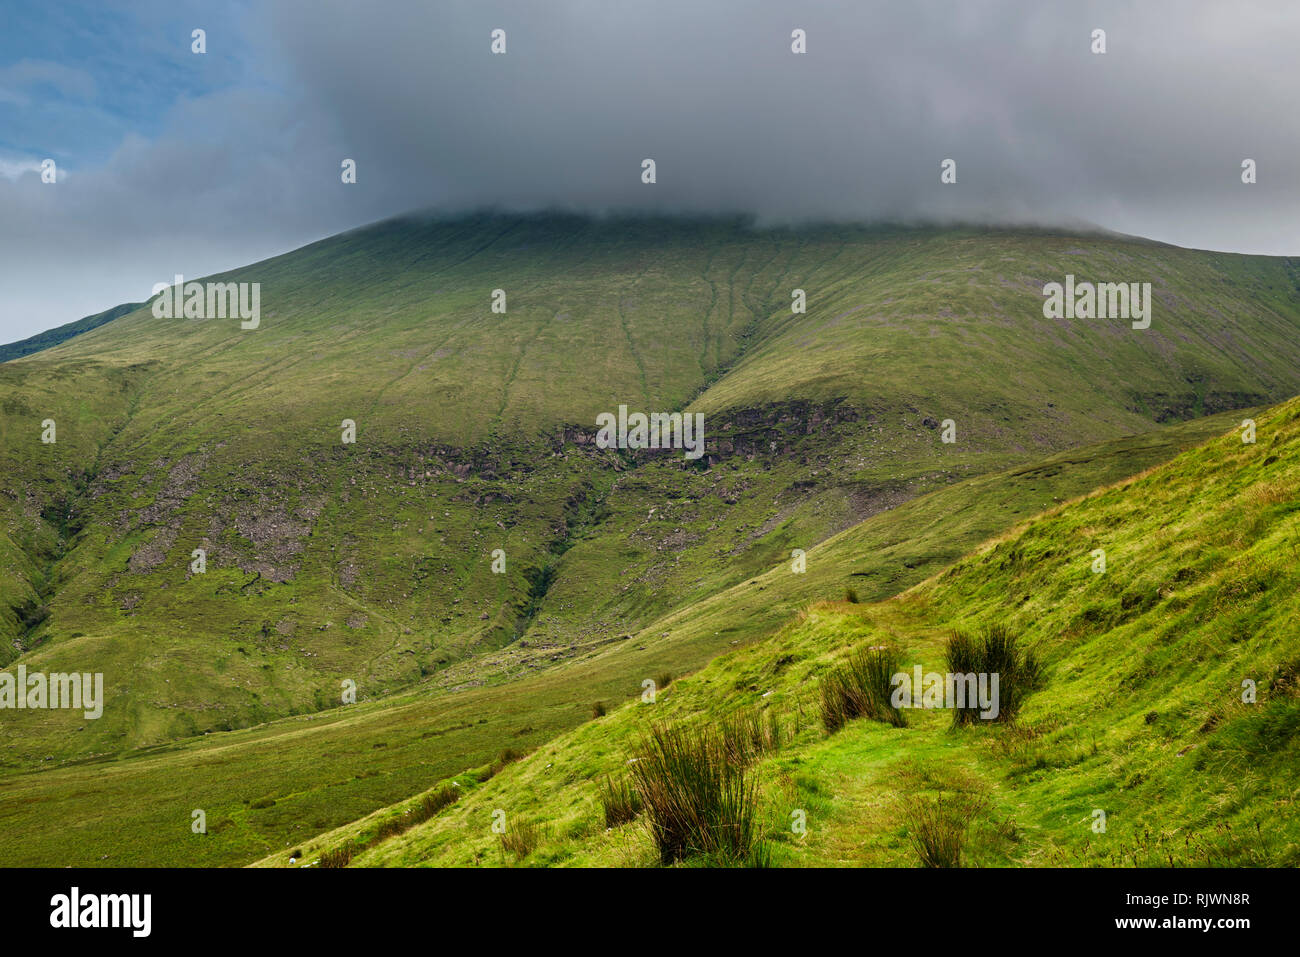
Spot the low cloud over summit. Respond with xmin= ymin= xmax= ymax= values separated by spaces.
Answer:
xmin=2 ymin=0 xmax=1298 ymax=338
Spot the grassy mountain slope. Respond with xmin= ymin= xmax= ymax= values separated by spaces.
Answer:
xmin=2 ymin=214 xmax=1299 ymax=767
xmin=271 ymin=394 xmax=1299 ymax=868
xmin=0 ymin=300 xmax=145 ymax=364
xmin=0 ymin=406 xmax=1260 ymax=865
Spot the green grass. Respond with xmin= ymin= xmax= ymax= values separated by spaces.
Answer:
xmin=598 ymin=774 xmax=642 ymax=829
xmin=1 ymin=212 xmax=1298 ymax=865
xmin=630 ymin=720 xmax=767 ymax=866
xmin=820 ymin=644 xmax=906 ymax=732
xmin=943 ymin=625 xmax=1043 ymax=725
xmin=902 ymin=789 xmax=987 ymax=868
xmin=276 ymin=392 xmax=1300 ymax=868
xmin=0 ymin=299 xmax=145 ymax=363
xmin=0 ymin=403 xmax=1258 ymax=866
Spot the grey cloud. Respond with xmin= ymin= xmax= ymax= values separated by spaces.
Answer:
xmin=2 ymin=0 xmax=1298 ymax=341
xmin=266 ymin=0 xmax=1300 ymax=239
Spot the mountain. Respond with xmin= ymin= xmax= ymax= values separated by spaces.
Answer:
xmin=0 ymin=404 xmax=1265 ymax=866
xmin=263 ymin=392 xmax=1300 ymax=868
xmin=0 ymin=300 xmax=146 ymax=364
xmin=0 ymin=211 xmax=1297 ymax=865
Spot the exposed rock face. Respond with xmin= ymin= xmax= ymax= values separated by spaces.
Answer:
xmin=557 ymin=398 xmax=865 ymax=466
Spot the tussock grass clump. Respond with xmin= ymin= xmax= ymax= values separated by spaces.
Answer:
xmin=819 ymin=673 xmax=851 ymax=733
xmin=820 ymin=646 xmax=906 ymax=732
xmin=500 ymin=818 xmax=545 ymax=862
xmin=598 ymin=774 xmax=643 ymax=828
xmin=318 ymin=845 xmax=353 ymax=868
xmin=479 ymin=747 xmax=527 ymax=781
xmin=903 ymin=791 xmax=986 ymax=868
xmin=629 ymin=722 xmax=764 ymax=865
xmin=945 ymin=624 xmax=1043 ymax=726
xmin=592 ymin=701 xmax=607 ymax=718
xmin=1267 ymin=656 xmax=1300 ymax=699
xmin=718 ymin=705 xmax=784 ymax=767
xmin=843 ymin=587 xmax=860 ymax=604
xmin=420 ymin=783 xmax=461 ymax=818
xmin=373 ymin=783 xmax=461 ymax=842
xmin=655 ymin=672 xmax=675 ymax=690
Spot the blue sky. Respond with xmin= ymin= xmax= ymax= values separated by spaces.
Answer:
xmin=0 ymin=0 xmax=374 ymax=340
xmin=0 ymin=1 xmax=254 ymax=173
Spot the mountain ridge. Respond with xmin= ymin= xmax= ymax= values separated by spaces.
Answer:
xmin=0 ymin=214 xmax=1297 ymax=856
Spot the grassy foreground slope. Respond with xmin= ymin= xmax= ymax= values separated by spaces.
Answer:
xmin=273 ymin=395 xmax=1298 ymax=868
xmin=0 ymin=406 xmax=1254 ymax=866
xmin=2 ymin=214 xmax=1299 ymax=764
